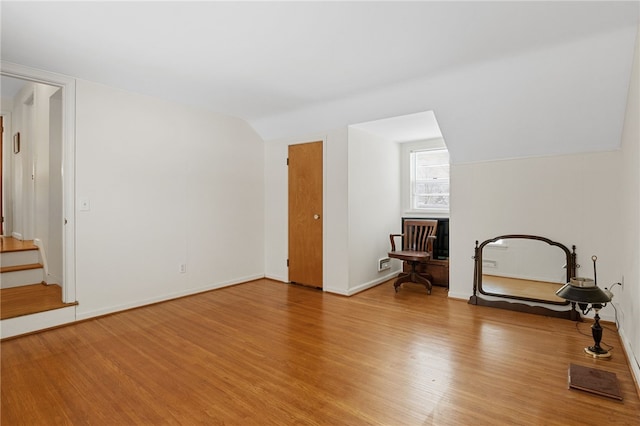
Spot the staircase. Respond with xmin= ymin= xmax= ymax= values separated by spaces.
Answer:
xmin=1 ymin=239 xmax=45 ymax=290
xmin=0 ymin=237 xmax=77 ymax=338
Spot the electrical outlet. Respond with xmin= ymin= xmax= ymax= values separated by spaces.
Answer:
xmin=179 ymin=264 xmax=187 ymax=273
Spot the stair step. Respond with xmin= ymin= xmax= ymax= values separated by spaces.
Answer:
xmin=0 ymin=237 xmax=37 ymax=253
xmin=1 ymin=263 xmax=43 ymax=273
xmin=0 ymin=250 xmax=40 ymax=268
xmin=1 ymin=268 xmax=44 ymax=289
xmin=0 ymin=283 xmax=77 ymax=321
xmin=1 ymin=305 xmax=76 ymax=339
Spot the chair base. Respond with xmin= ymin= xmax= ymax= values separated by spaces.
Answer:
xmin=394 ymin=261 xmax=432 ymax=295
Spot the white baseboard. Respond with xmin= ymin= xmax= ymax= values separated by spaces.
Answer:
xmin=323 ymin=286 xmax=349 ymax=296
xmin=75 ymin=273 xmax=265 ymax=321
xmin=619 ymin=326 xmax=640 ymax=397
xmin=345 ymin=271 xmax=400 ymax=296
xmin=266 ymin=272 xmax=399 ymax=296
xmin=448 ymin=291 xmax=471 ymax=301
xmin=264 ymin=274 xmax=287 ymax=283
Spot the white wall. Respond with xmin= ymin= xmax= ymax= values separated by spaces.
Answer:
xmin=263 ymin=139 xmax=286 ymax=283
xmin=449 ymin=151 xmax=623 ymax=320
xmin=47 ymin=89 xmax=63 ymax=285
xmin=74 ymin=80 xmax=265 ymax=319
xmin=10 ymin=83 xmax=35 ymax=240
xmin=347 ymin=127 xmax=401 ymax=292
xmin=619 ymin=27 xmax=640 ymax=381
xmin=324 ymin=129 xmax=350 ymax=294
xmin=32 ymin=84 xmax=61 ymax=284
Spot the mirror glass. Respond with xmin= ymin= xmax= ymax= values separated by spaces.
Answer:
xmin=478 ymin=236 xmax=573 ymax=305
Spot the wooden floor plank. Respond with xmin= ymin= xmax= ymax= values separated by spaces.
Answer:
xmin=1 ymin=279 xmax=638 ymax=425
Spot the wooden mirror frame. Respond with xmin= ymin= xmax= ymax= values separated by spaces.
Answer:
xmin=468 ymin=234 xmax=580 ymax=321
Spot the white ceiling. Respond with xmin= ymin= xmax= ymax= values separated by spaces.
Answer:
xmin=1 ymin=1 xmax=638 ymax=153
xmin=351 ymin=111 xmax=442 ymax=143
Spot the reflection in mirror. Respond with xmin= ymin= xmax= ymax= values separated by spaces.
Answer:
xmin=481 ymin=238 xmax=568 ymax=303
xmin=469 ymin=235 xmax=579 ymax=320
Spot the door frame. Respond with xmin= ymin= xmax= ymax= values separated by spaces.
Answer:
xmin=1 ymin=61 xmax=77 ymax=304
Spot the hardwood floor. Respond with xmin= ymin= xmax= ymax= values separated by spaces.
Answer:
xmin=1 ymin=279 xmax=639 ymax=425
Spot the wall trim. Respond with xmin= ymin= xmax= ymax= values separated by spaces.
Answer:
xmin=619 ymin=326 xmax=640 ymax=399
xmin=75 ymin=273 xmax=264 ymax=321
xmin=331 ymin=270 xmax=400 ymax=296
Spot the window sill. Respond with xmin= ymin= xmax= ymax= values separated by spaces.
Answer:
xmin=403 ymin=209 xmax=449 ymax=218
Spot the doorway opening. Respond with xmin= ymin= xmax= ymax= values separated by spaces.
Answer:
xmin=1 ymin=63 xmax=76 ymax=309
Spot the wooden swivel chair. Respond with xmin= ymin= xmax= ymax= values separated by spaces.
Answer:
xmin=388 ymin=219 xmax=438 ymax=294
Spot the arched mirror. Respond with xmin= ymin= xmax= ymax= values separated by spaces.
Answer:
xmin=469 ymin=235 xmax=580 ymax=320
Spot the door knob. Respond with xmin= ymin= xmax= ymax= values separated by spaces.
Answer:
xmin=313 ymin=214 xmax=320 ymax=220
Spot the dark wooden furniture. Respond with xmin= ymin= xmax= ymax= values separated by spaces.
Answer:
xmin=407 ymin=258 xmax=449 ymax=287
xmin=388 ymin=219 xmax=437 ymax=294
xmin=400 ymin=217 xmax=449 ymax=287
xmin=468 ymin=234 xmax=580 ymax=320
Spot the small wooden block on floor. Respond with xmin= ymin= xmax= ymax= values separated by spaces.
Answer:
xmin=568 ymin=363 xmax=622 ymax=401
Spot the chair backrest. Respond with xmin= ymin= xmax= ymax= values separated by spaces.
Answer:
xmin=403 ymin=219 xmax=438 ymax=252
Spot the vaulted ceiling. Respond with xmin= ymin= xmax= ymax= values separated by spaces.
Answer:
xmin=2 ymin=1 xmax=638 ymax=161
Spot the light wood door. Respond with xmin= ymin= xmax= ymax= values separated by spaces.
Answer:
xmin=288 ymin=141 xmax=323 ymax=288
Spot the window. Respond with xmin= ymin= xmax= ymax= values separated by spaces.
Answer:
xmin=400 ymin=139 xmax=450 ymax=214
xmin=410 ymin=148 xmax=450 ymax=211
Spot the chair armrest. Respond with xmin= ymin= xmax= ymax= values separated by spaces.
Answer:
xmin=427 ymin=235 xmax=437 ymax=255
xmin=389 ymin=233 xmax=403 ymax=251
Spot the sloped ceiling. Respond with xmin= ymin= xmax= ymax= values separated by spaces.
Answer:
xmin=1 ymin=1 xmax=638 ymax=162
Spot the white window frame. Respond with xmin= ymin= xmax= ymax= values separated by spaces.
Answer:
xmin=401 ymin=138 xmax=450 ymax=216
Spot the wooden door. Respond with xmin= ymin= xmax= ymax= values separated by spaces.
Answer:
xmin=288 ymin=141 xmax=323 ymax=288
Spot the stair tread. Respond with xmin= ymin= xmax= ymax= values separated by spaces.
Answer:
xmin=1 ymin=263 xmax=43 ymax=273
xmin=0 ymin=283 xmax=77 ymax=320
xmin=0 ymin=246 xmax=39 ymax=254
xmin=0 ymin=237 xmax=37 ymax=254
